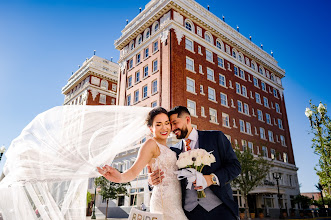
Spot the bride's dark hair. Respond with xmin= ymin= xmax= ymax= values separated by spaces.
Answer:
xmin=146 ymin=107 xmax=168 ymax=127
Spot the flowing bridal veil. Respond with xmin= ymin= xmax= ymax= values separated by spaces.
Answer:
xmin=0 ymin=105 xmax=151 ymax=220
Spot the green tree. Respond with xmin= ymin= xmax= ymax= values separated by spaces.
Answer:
xmin=315 ymin=183 xmax=325 ymax=208
xmin=293 ymin=195 xmax=312 ymax=209
xmin=305 ymin=101 xmax=331 ymax=196
xmin=94 ymin=176 xmax=130 ymax=219
xmin=232 ymin=149 xmax=272 ymax=219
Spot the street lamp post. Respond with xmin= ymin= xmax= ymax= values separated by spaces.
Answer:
xmin=91 ymin=180 xmax=97 ymax=219
xmin=273 ymin=173 xmax=283 ymax=219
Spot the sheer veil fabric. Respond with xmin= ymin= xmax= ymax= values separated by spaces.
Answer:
xmin=0 ymin=105 xmax=151 ymax=220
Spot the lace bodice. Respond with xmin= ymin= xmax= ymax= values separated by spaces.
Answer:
xmin=149 ymin=140 xmax=188 ymax=220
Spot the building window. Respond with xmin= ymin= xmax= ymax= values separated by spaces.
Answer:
xmin=209 ymin=108 xmax=217 ymax=123
xmin=205 ymin=32 xmax=213 ymax=44
xmin=219 ymin=74 xmax=226 ymax=87
xmin=145 ymin=29 xmax=150 ymax=39
xmin=251 ymin=61 xmax=256 ymax=70
xmin=239 ymin=69 xmax=245 ymax=80
xmin=111 ymin=98 xmax=115 ymax=105
xmin=242 ymin=86 xmax=247 ymax=97
xmin=129 ymin=59 xmax=133 ymax=69
xmin=266 ymin=113 xmax=271 ymax=124
xmin=197 ymin=26 xmax=202 ymax=36
xmin=99 ymin=94 xmax=106 ymax=104
xmin=101 ymin=80 xmax=108 ymax=90
xmin=153 ymin=41 xmax=158 ymax=52
xmin=257 ymin=109 xmax=263 ymax=121
xmin=130 ymin=41 xmax=134 ymax=51
xmin=222 ymin=113 xmax=230 ymax=127
xmin=280 ymin=135 xmax=286 ymax=146
xmin=136 ymin=53 xmax=141 ymax=64
xmin=263 ymin=97 xmax=269 ymax=108
xmin=245 ymin=57 xmax=250 ymax=66
xmin=253 ymin=77 xmax=258 ymax=87
xmin=143 ymin=66 xmax=148 ymax=78
xmin=220 ymin=93 xmax=228 ymax=106
xmin=239 ymin=120 xmax=245 ymax=133
xmin=185 ymin=38 xmax=194 ymax=51
xmin=200 ymin=85 xmax=204 ymax=94
xmin=126 ymin=95 xmax=131 ymax=106
xmin=208 ymin=87 xmax=216 ymax=102
xmin=226 ymin=45 xmax=230 ymax=54
xmin=273 ymin=88 xmax=278 ymax=98
xmin=144 ymin=47 xmax=149 ymax=58
xmin=268 ymin=131 xmax=274 ymax=142
xmin=244 ymin=103 xmax=249 ymax=115
xmin=262 ymin=146 xmax=268 ymax=157
xmin=261 ymin=81 xmax=266 ymax=91
xmin=206 ymin=50 xmax=213 ymax=62
xmin=186 ymin=77 xmax=195 ymax=93
xmin=259 ymin=66 xmax=264 ymax=75
xmin=238 ymin=100 xmax=243 ymax=113
xmin=216 ymin=40 xmax=223 ymax=50
xmin=153 ymin=22 xmax=159 ymax=33
xmin=260 ymin=127 xmax=266 ymax=139
xmin=246 ymin=122 xmax=252 ymax=135
xmin=271 ymin=73 xmax=275 ymax=81
xmin=186 ymin=57 xmax=194 ymax=72
xmin=271 ymin=149 xmax=276 ymax=160
xmin=112 ymin=84 xmax=117 ymax=91
xmin=232 ymin=49 xmax=237 ymax=58
xmin=275 ymin=103 xmax=281 ymax=113
xmin=152 ymin=80 xmax=157 ymax=94
xmin=234 ymin=66 xmax=239 ymax=76
xmin=283 ymin=153 xmax=288 ymax=163
xmin=238 ymin=53 xmax=243 ymax=62
xmin=128 ymin=76 xmax=132 ymax=88
xmin=137 ymin=35 xmax=142 ymax=45
xmin=187 ymin=99 xmax=197 ymax=116
xmin=199 ymin=65 xmax=203 ymax=74
xmin=201 ymin=106 xmax=205 ymax=117
xmin=198 ymin=46 xmax=202 ymax=54
xmin=278 ymin=119 xmax=283 ymax=129
xmin=153 ymin=60 xmax=158 ymax=72
xmin=207 ymin=68 xmax=214 ymax=81
xmin=217 ymin=57 xmax=224 ymax=68
xmin=142 ymin=85 xmax=148 ymax=99
xmin=151 ymin=101 xmax=157 ymax=107
xmin=135 ymin=71 xmax=140 ymax=83
xmin=255 ymin=92 xmax=261 ymax=104
xmin=236 ymin=83 xmax=241 ymax=94
xmin=134 ymin=90 xmax=139 ymax=103
xmin=242 ymin=140 xmax=247 ymax=151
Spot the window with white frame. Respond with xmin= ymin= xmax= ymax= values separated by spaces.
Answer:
xmin=112 ymin=84 xmax=117 ymax=91
xmin=239 ymin=69 xmax=245 ymax=79
xmin=238 ymin=53 xmax=243 ymax=62
xmin=259 ymin=66 xmax=264 ymax=75
xmin=271 ymin=149 xmax=276 ymax=160
xmin=234 ymin=66 xmax=238 ymax=76
xmin=136 ymin=53 xmax=141 ymax=64
xmin=245 ymin=57 xmax=250 ymax=66
xmin=127 ymin=76 xmax=132 ymax=88
xmin=266 ymin=113 xmax=271 ymax=124
xmin=142 ymin=85 xmax=148 ymax=99
xmin=198 ymin=46 xmax=202 ymax=54
xmin=219 ymin=74 xmax=226 ymax=87
xmin=205 ymin=32 xmax=213 ymax=44
xmin=268 ymin=130 xmax=274 ymax=142
xmin=280 ymin=135 xmax=286 ymax=146
xmin=208 ymin=87 xmax=216 ymax=101
xmin=236 ymin=83 xmax=241 ymax=94
xmin=207 ymin=68 xmax=214 ymax=81
xmin=246 ymin=122 xmax=252 ymax=134
xmin=242 ymin=140 xmax=247 ymax=151
xmin=201 ymin=106 xmax=205 ymax=117
xmin=263 ymin=97 xmax=269 ymax=108
xmin=206 ymin=50 xmax=213 ymax=62
xmin=239 ymin=120 xmax=245 ymax=133
xmin=143 ymin=66 xmax=148 ymax=78
xmin=153 ymin=22 xmax=159 ymax=33
xmin=226 ymin=45 xmax=230 ymax=54
xmin=237 ymin=100 xmax=243 ymax=113
xmin=248 ymin=142 xmax=253 ymax=154
xmin=199 ymin=65 xmax=203 ymax=73
xmin=200 ymin=85 xmax=204 ymax=94
xmin=217 ymin=57 xmax=224 ymax=68
xmin=197 ymin=26 xmax=202 ymax=36
xmin=242 ymin=86 xmax=247 ymax=97
xmin=185 ymin=20 xmax=193 ymax=31
xmin=253 ymin=77 xmax=258 ymax=87
xmin=257 ymin=109 xmax=263 ymax=121
xmin=186 ymin=57 xmax=194 ymax=71
xmin=209 ymin=108 xmax=217 ymax=123
xmin=222 ymin=113 xmax=230 ymax=127
xmin=216 ymin=39 xmax=223 ymax=50
xmin=101 ymin=80 xmax=108 ymax=90
xmin=130 ymin=41 xmax=134 ymax=51
xmin=186 ymin=77 xmax=195 ymax=93
xmin=153 ymin=60 xmax=158 ymax=72
xmin=275 ymin=103 xmax=281 ymax=113
xmin=262 ymin=146 xmax=268 ymax=157
xmin=144 ymin=47 xmax=149 ymax=58
xmin=251 ymin=61 xmax=256 ymax=70
xmin=152 ymin=80 xmax=157 ymax=94
xmin=273 ymin=88 xmax=278 ymax=98
xmin=145 ymin=28 xmax=150 ymax=39
xmin=99 ymin=94 xmax=106 ymax=104
xmin=244 ymin=103 xmax=249 ymax=115
xmin=111 ymin=98 xmax=115 ymax=105
xmin=261 ymin=81 xmax=266 ymax=91
xmin=283 ymin=152 xmax=288 ymax=163
xmin=153 ymin=41 xmax=158 ymax=52
xmin=129 ymin=59 xmax=133 ymax=69
xmin=134 ymin=90 xmax=139 ymax=103
xmin=127 ymin=94 xmax=131 ymax=106
xmin=135 ymin=71 xmax=140 ymax=83
xmin=151 ymin=101 xmax=157 ymax=107
xmin=185 ymin=38 xmax=194 ymax=51
xmin=271 ymin=73 xmax=275 ymax=81
xmin=220 ymin=93 xmax=228 ymax=106
xmin=187 ymin=99 xmax=197 ymax=116
xmin=278 ymin=119 xmax=283 ymax=129
xmin=232 ymin=49 xmax=237 ymax=58
xmin=260 ymin=127 xmax=266 ymax=139
xmin=255 ymin=92 xmax=261 ymax=104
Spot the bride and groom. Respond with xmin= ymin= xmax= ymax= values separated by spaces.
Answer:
xmin=98 ymin=106 xmax=241 ymax=220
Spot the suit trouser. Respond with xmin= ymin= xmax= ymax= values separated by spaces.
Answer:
xmin=184 ymin=203 xmax=237 ymax=220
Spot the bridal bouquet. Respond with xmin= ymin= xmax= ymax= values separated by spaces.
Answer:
xmin=175 ymin=149 xmax=216 ymax=198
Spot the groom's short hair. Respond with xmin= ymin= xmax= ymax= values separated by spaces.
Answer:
xmin=168 ymin=106 xmax=191 ymax=118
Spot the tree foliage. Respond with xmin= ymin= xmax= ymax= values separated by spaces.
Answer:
xmin=293 ymin=195 xmax=312 ymax=209
xmin=232 ymin=149 xmax=272 ymax=218
xmin=305 ymin=101 xmax=331 ymax=195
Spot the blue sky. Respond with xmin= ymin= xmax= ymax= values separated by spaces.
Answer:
xmin=0 ymin=0 xmax=330 ymax=192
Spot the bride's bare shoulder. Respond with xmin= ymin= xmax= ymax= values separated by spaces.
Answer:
xmin=140 ymin=138 xmax=158 ymax=152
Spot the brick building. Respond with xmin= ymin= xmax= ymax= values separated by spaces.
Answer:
xmin=113 ymin=0 xmax=300 ymax=218
xmin=62 ymin=55 xmax=118 ymax=106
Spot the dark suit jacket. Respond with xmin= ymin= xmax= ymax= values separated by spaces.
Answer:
xmin=170 ymin=130 xmax=241 ymax=218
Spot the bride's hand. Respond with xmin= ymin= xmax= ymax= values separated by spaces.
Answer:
xmin=97 ymin=165 xmax=122 ymax=183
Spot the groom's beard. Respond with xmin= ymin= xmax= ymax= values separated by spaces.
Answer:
xmin=174 ymin=126 xmax=188 ymax=139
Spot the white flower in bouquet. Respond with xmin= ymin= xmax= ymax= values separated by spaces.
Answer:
xmin=305 ymin=108 xmax=313 ymax=118
xmin=317 ymin=103 xmax=326 ymax=114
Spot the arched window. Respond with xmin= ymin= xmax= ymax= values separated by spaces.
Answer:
xmin=245 ymin=57 xmax=250 ymax=66
xmin=238 ymin=52 xmax=244 ymax=63
xmin=129 ymin=40 xmax=134 ymax=51
xmin=259 ymin=66 xmax=265 ymax=75
xmin=184 ymin=19 xmax=195 ymax=33
xmin=270 ymin=73 xmax=275 ymax=81
xmin=144 ymin=28 xmax=150 ymax=39
xmin=136 ymin=34 xmax=142 ymax=46
xmin=216 ymin=39 xmax=224 ymax=51
xmin=205 ymin=31 xmax=213 ymax=44
xmin=152 ymin=21 xmax=159 ymax=34
xmin=232 ymin=49 xmax=237 ymax=59
xmin=251 ymin=61 xmax=257 ymax=71
xmin=101 ymin=80 xmax=108 ymax=90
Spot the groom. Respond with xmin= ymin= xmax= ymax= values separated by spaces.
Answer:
xmin=148 ymin=106 xmax=241 ymax=220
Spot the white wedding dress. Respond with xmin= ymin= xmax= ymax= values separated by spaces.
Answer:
xmin=150 ymin=141 xmax=188 ymax=220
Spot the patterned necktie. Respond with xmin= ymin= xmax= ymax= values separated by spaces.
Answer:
xmin=185 ymin=139 xmax=192 ymax=151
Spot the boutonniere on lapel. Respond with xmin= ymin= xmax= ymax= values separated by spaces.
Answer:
xmin=174 ymin=149 xmax=216 ymax=198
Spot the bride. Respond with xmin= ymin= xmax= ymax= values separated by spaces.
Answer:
xmin=97 ymin=107 xmax=188 ymax=220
